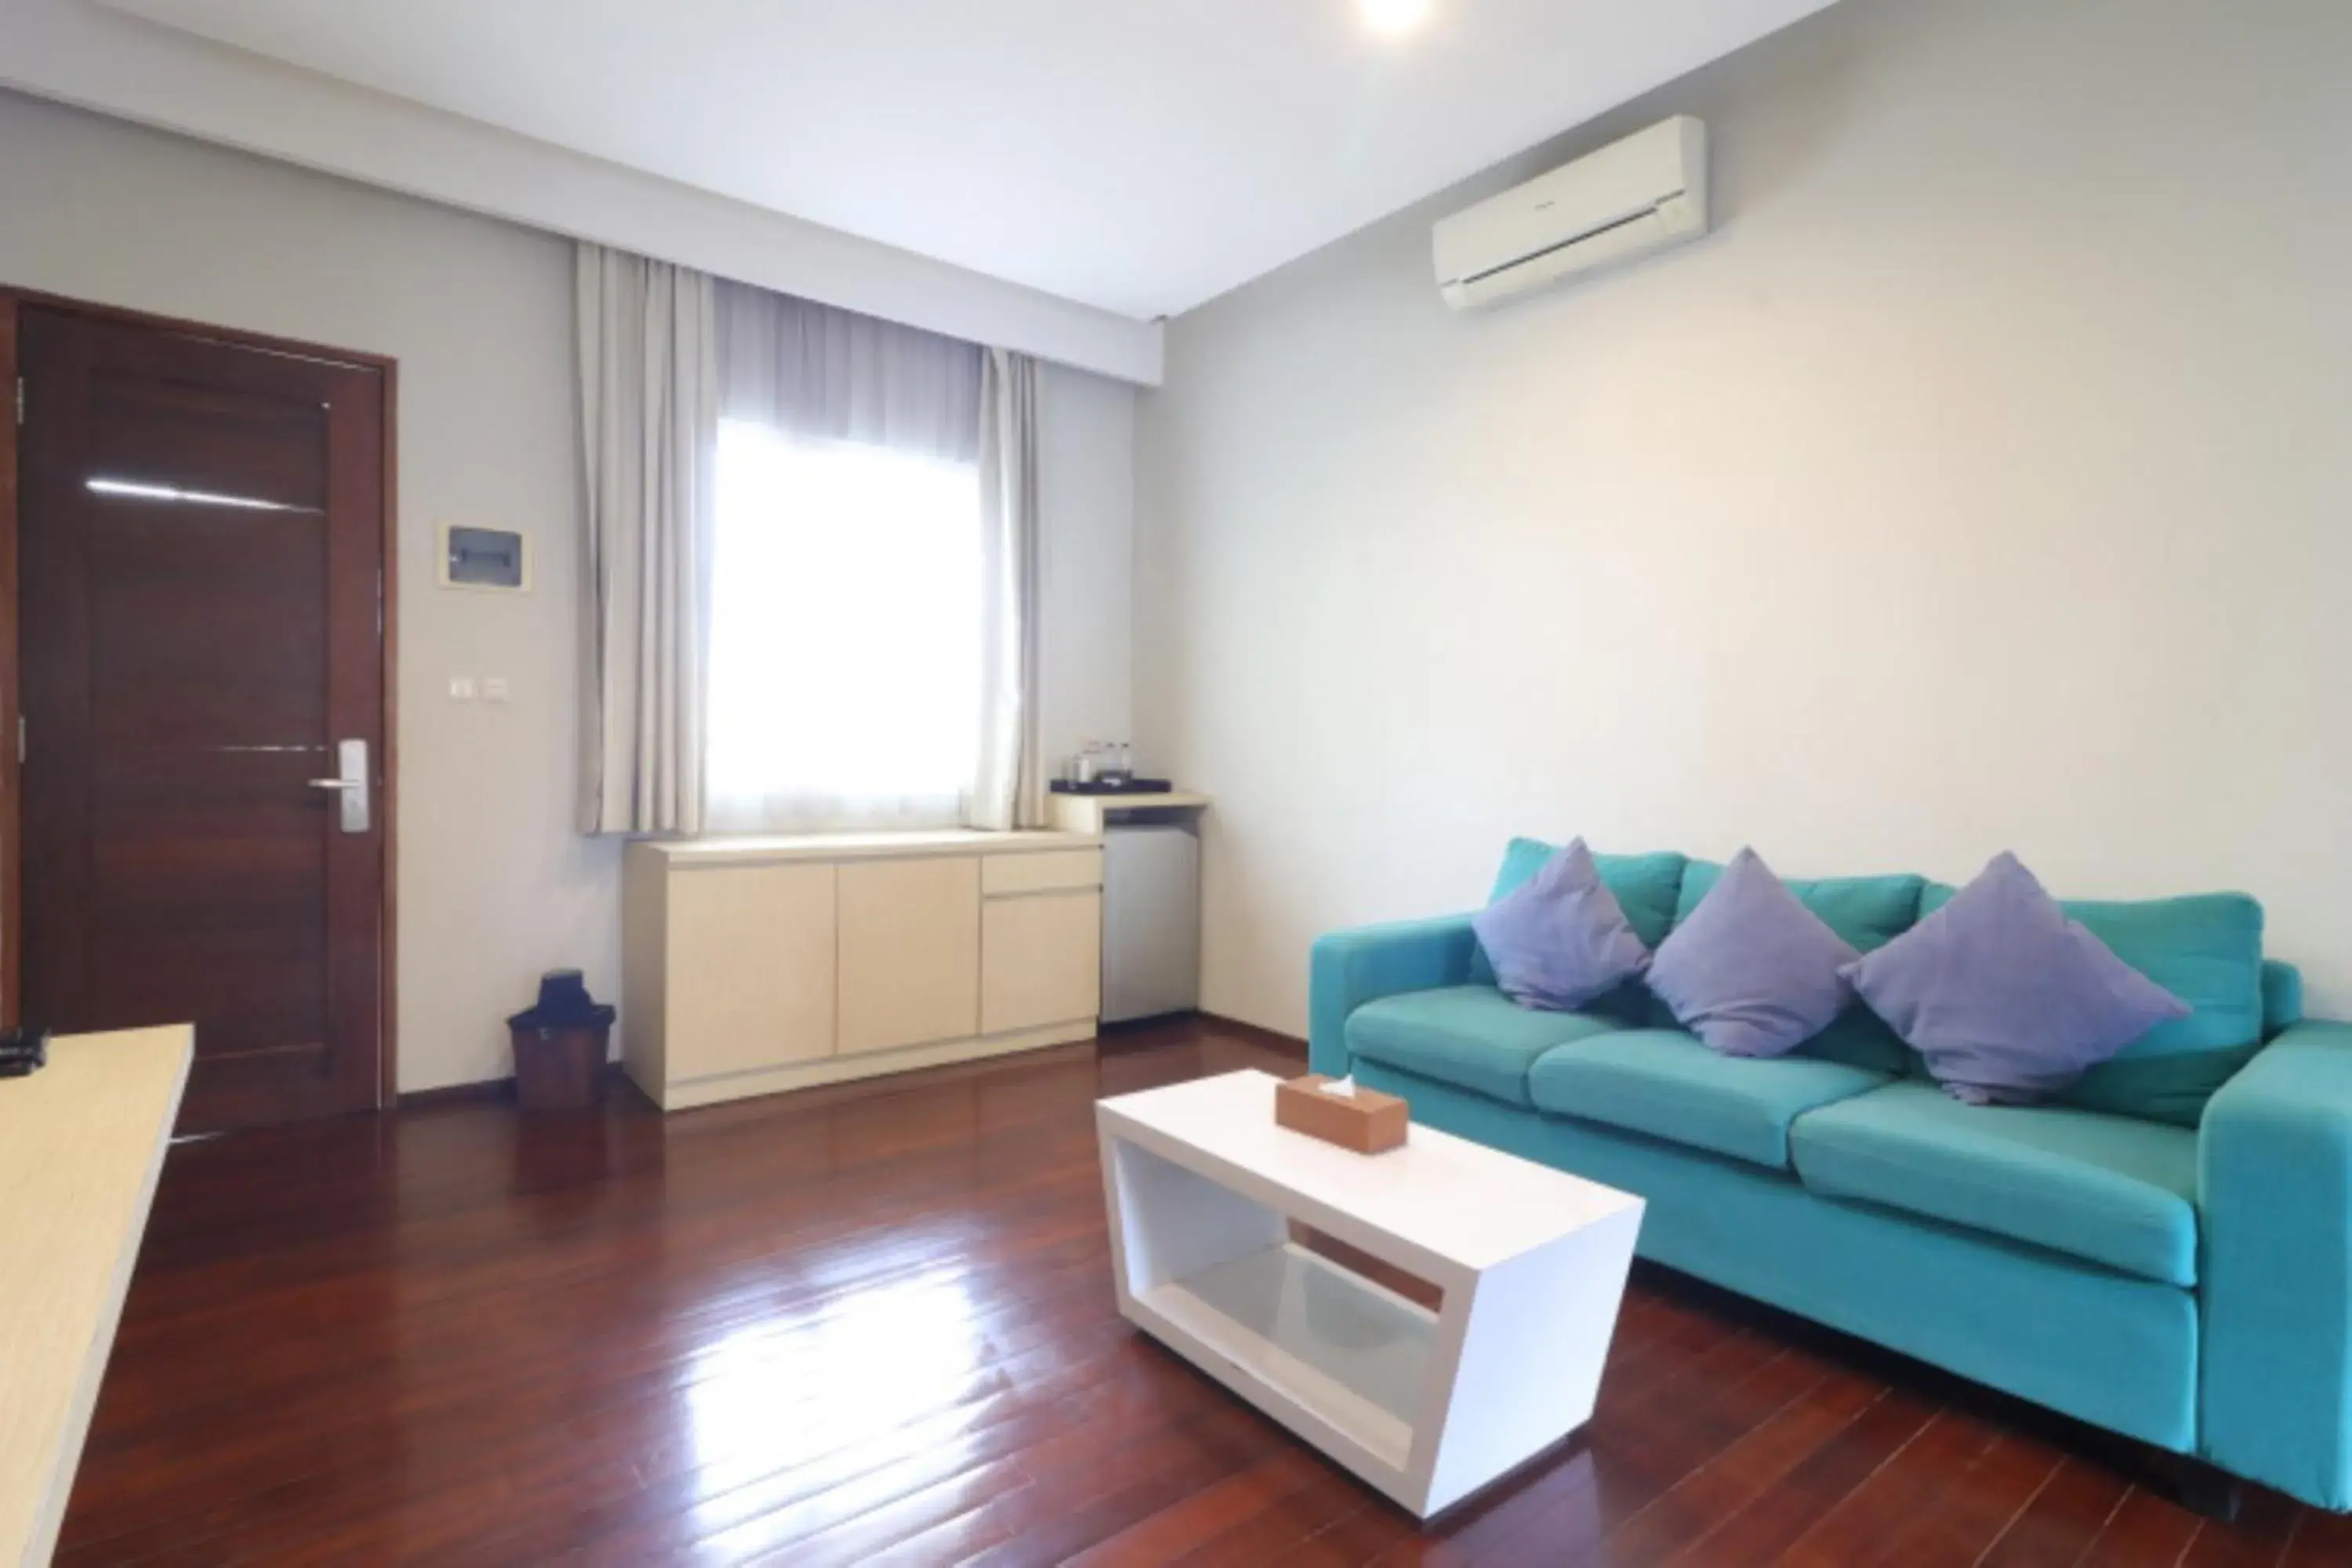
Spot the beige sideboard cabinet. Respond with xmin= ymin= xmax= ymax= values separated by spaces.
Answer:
xmin=622 ymin=829 xmax=1105 ymax=1110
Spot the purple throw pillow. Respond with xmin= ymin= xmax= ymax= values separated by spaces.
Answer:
xmin=1648 ymin=848 xmax=1861 ymax=1058
xmin=1843 ymin=851 xmax=2191 ymax=1105
xmin=1472 ymin=838 xmax=1651 ymax=1011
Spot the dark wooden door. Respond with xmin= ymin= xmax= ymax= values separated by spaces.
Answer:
xmin=17 ymin=306 xmax=388 ymax=1132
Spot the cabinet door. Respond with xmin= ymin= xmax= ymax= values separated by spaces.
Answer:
xmin=982 ymin=890 xmax=1103 ymax=1036
xmin=666 ymin=864 xmax=837 ymax=1080
xmin=837 ymin=857 xmax=981 ymax=1054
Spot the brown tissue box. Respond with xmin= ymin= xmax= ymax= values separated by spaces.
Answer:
xmin=1275 ymin=1074 xmax=1409 ymax=1154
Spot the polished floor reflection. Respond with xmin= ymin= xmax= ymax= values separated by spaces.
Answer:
xmin=59 ymin=1019 xmax=2348 ymax=1564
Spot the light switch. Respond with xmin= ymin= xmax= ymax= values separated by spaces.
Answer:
xmin=482 ymin=677 xmax=510 ymax=702
xmin=449 ymin=676 xmax=477 ymax=701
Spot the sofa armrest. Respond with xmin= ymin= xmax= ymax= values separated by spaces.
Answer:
xmin=2201 ymin=1021 xmax=2352 ymax=1508
xmin=1307 ymin=915 xmax=1479 ymax=1077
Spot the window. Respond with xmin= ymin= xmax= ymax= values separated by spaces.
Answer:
xmin=703 ymin=419 xmax=985 ymax=831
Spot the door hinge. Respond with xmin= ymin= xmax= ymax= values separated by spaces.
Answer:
xmin=13 ymin=376 xmax=22 ymax=427
xmin=15 ymin=717 xmax=23 ymax=766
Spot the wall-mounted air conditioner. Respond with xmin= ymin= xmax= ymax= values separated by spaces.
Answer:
xmin=1433 ymin=117 xmax=1709 ymax=312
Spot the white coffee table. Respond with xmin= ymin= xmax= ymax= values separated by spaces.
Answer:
xmin=1095 ymin=1069 xmax=1644 ymax=1518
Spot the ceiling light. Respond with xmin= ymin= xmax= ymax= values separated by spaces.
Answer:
xmin=1359 ymin=0 xmax=1434 ymax=40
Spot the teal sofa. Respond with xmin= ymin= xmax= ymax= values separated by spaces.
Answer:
xmin=1308 ymin=840 xmax=2352 ymax=1512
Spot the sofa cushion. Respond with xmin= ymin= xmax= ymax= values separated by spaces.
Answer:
xmin=1857 ymin=854 xmax=2192 ymax=1110
xmin=1650 ymin=848 xmax=1862 ymax=1058
xmin=2263 ymin=958 xmax=2303 ymax=1036
xmin=1791 ymin=1080 xmax=2200 ymax=1285
xmin=1527 ymin=1028 xmax=1889 ymax=1170
xmin=1469 ymin=841 xmax=1686 ymax=1007
xmin=1472 ymin=838 xmax=1652 ymax=1011
xmin=1675 ymin=862 xmax=1926 ymax=1074
xmin=1918 ymin=879 xmax=2263 ymax=1127
xmin=1346 ymin=985 xmax=1620 ymax=1107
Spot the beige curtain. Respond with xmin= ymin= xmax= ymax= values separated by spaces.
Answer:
xmin=575 ymin=244 xmax=719 ymax=835
xmin=969 ymin=347 xmax=1044 ymax=831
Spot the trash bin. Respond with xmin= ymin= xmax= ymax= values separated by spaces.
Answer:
xmin=507 ymin=970 xmax=615 ymax=1111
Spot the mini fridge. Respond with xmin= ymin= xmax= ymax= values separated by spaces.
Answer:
xmin=1101 ymin=818 xmax=1201 ymax=1023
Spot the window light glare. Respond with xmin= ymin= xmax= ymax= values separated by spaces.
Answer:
xmin=1359 ymin=0 xmax=1434 ymax=39
xmin=702 ymin=419 xmax=983 ymax=823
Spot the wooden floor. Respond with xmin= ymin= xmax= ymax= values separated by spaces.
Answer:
xmin=57 ymin=1018 xmax=2349 ymax=1566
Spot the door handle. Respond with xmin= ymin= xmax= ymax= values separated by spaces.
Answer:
xmin=309 ymin=739 xmax=370 ymax=833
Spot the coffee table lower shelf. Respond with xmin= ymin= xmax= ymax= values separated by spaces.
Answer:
xmin=1135 ymin=1240 xmax=1432 ymax=1477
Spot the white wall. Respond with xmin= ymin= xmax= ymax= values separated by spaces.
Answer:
xmin=0 ymin=87 xmax=1138 ymax=1091
xmin=1136 ymin=0 xmax=2352 ymax=1036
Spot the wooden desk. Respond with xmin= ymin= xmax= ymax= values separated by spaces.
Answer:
xmin=0 ymin=1027 xmax=191 ymax=1567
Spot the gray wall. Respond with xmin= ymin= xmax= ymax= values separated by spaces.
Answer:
xmin=0 ymin=86 xmax=1137 ymax=1090
xmin=1136 ymin=0 xmax=2352 ymax=1036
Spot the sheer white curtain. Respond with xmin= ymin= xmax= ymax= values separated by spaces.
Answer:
xmin=705 ymin=283 xmax=1034 ymax=833
xmin=703 ymin=422 xmax=985 ymax=829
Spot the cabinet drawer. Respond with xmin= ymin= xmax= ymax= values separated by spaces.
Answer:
xmin=982 ymin=848 xmax=1103 ymax=897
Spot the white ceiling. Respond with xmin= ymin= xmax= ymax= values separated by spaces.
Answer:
xmin=96 ymin=0 xmax=1833 ymax=321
